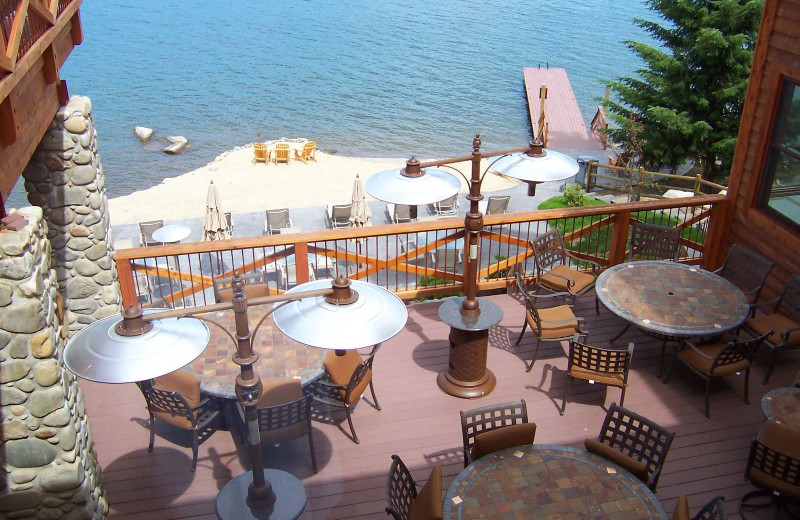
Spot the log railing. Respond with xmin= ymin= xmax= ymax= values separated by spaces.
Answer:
xmin=113 ymin=195 xmax=728 ymax=309
xmin=586 ymin=161 xmax=728 ymax=199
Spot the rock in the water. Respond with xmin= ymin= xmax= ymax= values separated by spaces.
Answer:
xmin=132 ymin=127 xmax=154 ymax=142
xmin=162 ymin=136 xmax=188 ymax=155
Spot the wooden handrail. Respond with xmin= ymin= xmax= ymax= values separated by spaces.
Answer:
xmin=114 ymin=195 xmax=727 ymax=308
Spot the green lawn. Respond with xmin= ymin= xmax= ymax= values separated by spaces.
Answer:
xmin=538 ymin=196 xmax=705 ymax=260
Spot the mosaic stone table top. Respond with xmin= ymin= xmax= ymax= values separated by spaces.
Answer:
xmin=443 ymin=444 xmax=667 ymax=519
xmin=596 ymin=261 xmax=749 ymax=337
xmin=182 ymin=309 xmax=328 ymax=399
xmin=762 ymin=387 xmax=800 ymax=431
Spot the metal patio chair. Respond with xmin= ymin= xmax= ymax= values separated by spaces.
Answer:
xmin=713 ymin=244 xmax=774 ymax=312
xmin=584 ymin=402 xmax=675 ymax=492
xmin=628 ymin=221 xmax=681 ymax=262
xmin=385 ymin=454 xmax=443 ymax=520
xmin=459 ymin=399 xmax=535 ymax=467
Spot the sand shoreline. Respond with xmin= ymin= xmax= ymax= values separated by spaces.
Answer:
xmin=106 ymin=144 xmax=520 ymax=226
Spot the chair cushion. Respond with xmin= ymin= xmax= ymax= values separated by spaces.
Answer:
xmin=153 ymin=370 xmax=201 ymax=429
xmin=217 ymin=283 xmax=270 ymax=303
xmin=469 ymin=423 xmax=537 ymax=462
xmin=584 ymin=438 xmax=649 ymax=484
xmin=541 ymin=264 xmax=596 ymax=294
xmin=568 ymin=366 xmax=626 ymax=387
xmin=533 ymin=306 xmax=579 ymax=339
xmin=256 ymin=379 xmax=307 ymax=444
xmin=672 ymin=496 xmax=690 ymax=520
xmin=677 ymin=341 xmax=750 ymax=376
xmin=408 ymin=466 xmax=443 ymax=520
xmin=749 ymin=421 xmax=800 ymax=499
xmin=746 ymin=313 xmax=800 ymax=348
xmin=324 ymin=350 xmax=371 ymax=404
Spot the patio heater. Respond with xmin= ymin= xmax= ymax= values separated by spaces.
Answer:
xmin=367 ymin=134 xmax=578 ymax=399
xmin=63 ymin=275 xmax=407 ymax=520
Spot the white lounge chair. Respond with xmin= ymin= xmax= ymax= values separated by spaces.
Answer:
xmin=265 ymin=209 xmax=293 ymax=235
xmin=433 ymin=195 xmax=459 ymax=217
xmin=327 ymin=203 xmax=353 ymax=229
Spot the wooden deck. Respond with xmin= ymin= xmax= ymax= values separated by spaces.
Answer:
xmin=523 ymin=67 xmax=604 ymax=150
xmin=80 ymin=292 xmax=800 ymax=519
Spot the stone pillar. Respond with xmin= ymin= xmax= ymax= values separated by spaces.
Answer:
xmin=0 ymin=207 xmax=108 ymax=519
xmin=22 ymin=95 xmax=121 ymax=333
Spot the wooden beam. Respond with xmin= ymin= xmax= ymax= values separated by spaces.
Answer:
xmin=6 ymin=0 xmax=30 ymax=65
xmin=42 ymin=45 xmax=58 ymax=84
xmin=28 ymin=0 xmax=56 ymax=25
xmin=70 ymin=9 xmax=83 ymax=45
xmin=0 ymin=94 xmax=20 ymax=145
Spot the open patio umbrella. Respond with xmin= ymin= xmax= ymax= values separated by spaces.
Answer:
xmin=202 ymin=180 xmax=230 ymax=241
xmin=349 ymin=174 xmax=372 ymax=229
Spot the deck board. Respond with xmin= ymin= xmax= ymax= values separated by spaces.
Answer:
xmin=80 ymin=292 xmax=800 ymax=519
xmin=523 ymin=67 xmax=604 ymax=150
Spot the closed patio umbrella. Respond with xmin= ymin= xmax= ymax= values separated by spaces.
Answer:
xmin=349 ymin=174 xmax=372 ymax=228
xmin=202 ymin=180 xmax=230 ymax=241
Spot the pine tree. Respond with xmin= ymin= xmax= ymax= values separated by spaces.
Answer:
xmin=605 ymin=0 xmax=763 ymax=181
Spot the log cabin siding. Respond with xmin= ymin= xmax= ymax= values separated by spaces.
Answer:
xmin=726 ymin=0 xmax=800 ymax=302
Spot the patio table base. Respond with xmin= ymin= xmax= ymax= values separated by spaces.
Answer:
xmin=437 ymin=297 xmax=502 ymax=399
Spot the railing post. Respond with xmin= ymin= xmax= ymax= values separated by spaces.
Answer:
xmin=116 ymin=258 xmax=137 ymax=308
xmin=587 ymin=161 xmax=595 ymax=191
xmin=700 ymin=198 xmax=729 ymax=270
xmin=295 ymin=241 xmax=311 ymax=284
xmin=694 ymin=174 xmax=702 ymax=196
xmin=607 ymin=210 xmax=631 ymax=266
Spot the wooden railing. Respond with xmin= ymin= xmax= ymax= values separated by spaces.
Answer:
xmin=114 ymin=195 xmax=729 ymax=309
xmin=0 ymin=0 xmax=74 ymax=74
xmin=586 ymin=161 xmax=728 ymax=199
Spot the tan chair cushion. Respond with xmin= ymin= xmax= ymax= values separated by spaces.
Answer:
xmin=584 ymin=438 xmax=649 ymax=484
xmin=408 ymin=466 xmax=443 ymax=520
xmin=469 ymin=423 xmax=537 ymax=462
xmin=324 ymin=350 xmax=371 ymax=404
xmin=153 ymin=370 xmax=201 ymax=429
xmin=256 ymin=379 xmax=307 ymax=444
xmin=677 ymin=341 xmax=750 ymax=376
xmin=568 ymin=366 xmax=626 ymax=387
xmin=541 ymin=264 xmax=596 ymax=294
xmin=217 ymin=283 xmax=270 ymax=303
xmin=749 ymin=421 xmax=800 ymax=499
xmin=532 ymin=306 xmax=579 ymax=339
xmin=746 ymin=313 xmax=800 ymax=347
xmin=672 ymin=496 xmax=690 ymax=520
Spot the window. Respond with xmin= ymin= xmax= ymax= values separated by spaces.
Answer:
xmin=758 ymin=79 xmax=800 ymax=230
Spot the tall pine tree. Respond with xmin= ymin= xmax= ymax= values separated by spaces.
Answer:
xmin=606 ymin=0 xmax=763 ymax=181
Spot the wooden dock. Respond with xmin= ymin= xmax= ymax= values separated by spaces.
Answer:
xmin=523 ymin=67 xmax=603 ymax=150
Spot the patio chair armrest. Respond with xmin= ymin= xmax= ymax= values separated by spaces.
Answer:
xmin=544 ymin=270 xmax=576 ymax=289
xmin=529 ymin=290 xmax=575 ymax=301
xmin=314 ymin=378 xmax=347 ymax=391
xmin=752 ymin=297 xmax=781 ymax=315
xmin=781 ymin=327 xmax=800 ymax=341
xmin=193 ymin=396 xmax=218 ymax=413
xmin=677 ymin=339 xmax=714 ymax=360
xmin=563 ymin=252 xmax=601 ymax=274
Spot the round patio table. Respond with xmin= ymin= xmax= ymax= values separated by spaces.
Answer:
xmin=762 ymin=387 xmax=800 ymax=431
xmin=182 ymin=308 xmax=328 ymax=399
xmin=151 ymin=223 xmax=191 ymax=244
xmin=443 ymin=444 xmax=667 ymax=519
xmin=596 ymin=261 xmax=749 ymax=375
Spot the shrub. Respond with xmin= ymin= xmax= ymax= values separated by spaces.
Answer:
xmin=563 ymin=184 xmax=588 ymax=207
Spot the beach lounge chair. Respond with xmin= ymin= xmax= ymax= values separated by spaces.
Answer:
xmin=478 ymin=195 xmax=510 ymax=215
xmin=433 ymin=194 xmax=459 ymax=217
xmin=252 ymin=143 xmax=269 ymax=165
xmin=265 ymin=208 xmax=293 ymax=235
xmin=387 ymin=203 xmax=414 ymax=224
xmin=294 ymin=141 xmax=317 ymax=164
xmin=429 ymin=247 xmax=462 ymax=272
xmin=139 ymin=220 xmax=165 ymax=247
xmin=224 ymin=212 xmax=233 ymax=235
xmin=327 ymin=203 xmax=353 ymax=229
xmin=274 ymin=142 xmax=290 ymax=165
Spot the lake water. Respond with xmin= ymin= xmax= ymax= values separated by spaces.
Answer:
xmin=7 ymin=0 xmax=653 ymax=208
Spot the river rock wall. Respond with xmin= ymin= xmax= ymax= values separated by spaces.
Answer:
xmin=0 ymin=208 xmax=108 ymax=519
xmin=22 ymin=95 xmax=121 ymax=333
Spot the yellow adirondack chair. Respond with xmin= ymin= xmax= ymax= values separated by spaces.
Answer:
xmin=274 ymin=143 xmax=290 ymax=165
xmin=252 ymin=143 xmax=269 ymax=165
xmin=294 ymin=141 xmax=317 ymax=164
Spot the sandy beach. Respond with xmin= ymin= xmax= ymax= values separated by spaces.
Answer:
xmin=107 ymin=145 xmax=520 ymax=226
